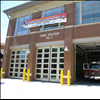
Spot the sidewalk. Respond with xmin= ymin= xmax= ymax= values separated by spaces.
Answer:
xmin=1 ymin=78 xmax=100 ymax=99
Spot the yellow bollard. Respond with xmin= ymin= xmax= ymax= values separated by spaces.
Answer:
xmin=22 ymin=69 xmax=26 ymax=81
xmin=0 ymin=68 xmax=3 ymax=79
xmin=27 ymin=69 xmax=30 ymax=82
xmin=60 ymin=70 xmax=63 ymax=85
xmin=67 ymin=70 xmax=70 ymax=86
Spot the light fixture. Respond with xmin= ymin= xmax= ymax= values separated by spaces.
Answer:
xmin=97 ymin=43 xmax=100 ymax=47
xmin=64 ymin=46 xmax=69 ymax=51
xmin=27 ymin=49 xmax=31 ymax=53
xmin=2 ymin=51 xmax=6 ymax=55
xmin=92 ymin=61 xmax=96 ymax=64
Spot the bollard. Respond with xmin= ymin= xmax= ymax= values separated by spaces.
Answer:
xmin=60 ymin=70 xmax=63 ymax=85
xmin=67 ymin=70 xmax=70 ymax=86
xmin=22 ymin=69 xmax=26 ymax=81
xmin=27 ymin=69 xmax=30 ymax=82
xmin=0 ymin=68 xmax=3 ymax=79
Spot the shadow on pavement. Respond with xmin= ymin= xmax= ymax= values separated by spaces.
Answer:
xmin=74 ymin=78 xmax=100 ymax=87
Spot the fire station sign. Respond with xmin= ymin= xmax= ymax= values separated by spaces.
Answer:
xmin=40 ymin=32 xmax=59 ymax=40
xmin=23 ymin=12 xmax=67 ymax=28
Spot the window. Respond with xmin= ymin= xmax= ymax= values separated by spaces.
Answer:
xmin=44 ymin=23 xmax=58 ymax=30
xmin=9 ymin=49 xmax=28 ymax=78
xmin=40 ymin=23 xmax=64 ymax=31
xmin=35 ymin=46 xmax=64 ymax=82
xmin=40 ymin=6 xmax=65 ymax=31
xmin=41 ymin=6 xmax=64 ymax=18
xmin=76 ymin=3 xmax=80 ymax=25
xmin=76 ymin=1 xmax=100 ymax=25
xmin=14 ymin=14 xmax=33 ymax=36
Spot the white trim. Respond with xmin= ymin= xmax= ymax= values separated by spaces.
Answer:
xmin=73 ymin=37 xmax=100 ymax=44
xmin=9 ymin=44 xmax=29 ymax=49
xmin=35 ymin=41 xmax=64 ymax=47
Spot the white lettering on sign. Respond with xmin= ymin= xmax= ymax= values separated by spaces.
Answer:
xmin=46 ymin=37 xmax=51 ymax=39
xmin=40 ymin=32 xmax=59 ymax=39
xmin=48 ymin=32 xmax=59 ymax=36
xmin=40 ymin=34 xmax=46 ymax=37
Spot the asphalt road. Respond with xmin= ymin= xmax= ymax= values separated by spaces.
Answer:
xmin=1 ymin=78 xmax=100 ymax=99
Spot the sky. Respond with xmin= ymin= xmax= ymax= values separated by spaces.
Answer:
xmin=1 ymin=1 xmax=30 ymax=43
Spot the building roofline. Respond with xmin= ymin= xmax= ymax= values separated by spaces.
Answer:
xmin=3 ymin=1 xmax=50 ymax=16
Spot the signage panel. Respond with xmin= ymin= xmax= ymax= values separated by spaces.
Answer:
xmin=23 ymin=12 xmax=67 ymax=28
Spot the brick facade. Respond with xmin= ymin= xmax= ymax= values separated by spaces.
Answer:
xmin=2 ymin=38 xmax=11 ymax=77
xmin=74 ymin=24 xmax=100 ymax=39
xmin=0 ymin=43 xmax=5 ymax=66
xmin=64 ymin=3 xmax=76 ymax=26
xmin=2 ymin=2 xmax=100 ymax=84
xmin=7 ymin=19 xmax=16 ymax=36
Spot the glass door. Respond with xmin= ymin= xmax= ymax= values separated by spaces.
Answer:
xmin=50 ymin=46 xmax=58 ymax=81
xmin=50 ymin=46 xmax=64 ymax=82
xmin=35 ymin=45 xmax=64 ymax=82
xmin=9 ymin=49 xmax=28 ymax=78
xmin=35 ymin=47 xmax=50 ymax=81
xmin=42 ymin=47 xmax=50 ymax=81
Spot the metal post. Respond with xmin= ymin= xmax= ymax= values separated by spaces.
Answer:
xmin=60 ymin=70 xmax=63 ymax=85
xmin=27 ymin=69 xmax=30 ymax=82
xmin=0 ymin=68 xmax=3 ymax=79
xmin=67 ymin=70 xmax=70 ymax=86
xmin=22 ymin=69 xmax=26 ymax=81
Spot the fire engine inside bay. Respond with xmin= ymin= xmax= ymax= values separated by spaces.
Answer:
xmin=74 ymin=41 xmax=100 ymax=84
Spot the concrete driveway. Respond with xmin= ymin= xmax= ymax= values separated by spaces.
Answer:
xmin=1 ymin=78 xmax=100 ymax=99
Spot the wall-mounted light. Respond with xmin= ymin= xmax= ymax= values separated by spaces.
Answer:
xmin=97 ymin=43 xmax=100 ymax=47
xmin=2 ymin=51 xmax=6 ymax=55
xmin=64 ymin=46 xmax=69 ymax=51
xmin=27 ymin=49 xmax=31 ymax=53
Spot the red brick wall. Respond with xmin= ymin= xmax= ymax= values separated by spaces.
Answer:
xmin=2 ymin=38 xmax=11 ymax=78
xmin=2 ymin=2 xmax=100 ymax=84
xmin=27 ymin=34 xmax=37 ymax=81
xmin=9 ymin=35 xmax=30 ymax=46
xmin=7 ymin=19 xmax=16 ymax=36
xmin=9 ymin=28 xmax=65 ymax=47
xmin=36 ymin=29 xmax=65 ymax=43
xmin=64 ymin=2 xmax=76 ymax=26
xmin=74 ymin=23 xmax=100 ymax=39
xmin=64 ymin=27 xmax=74 ymax=84
xmin=30 ymin=11 xmax=41 ymax=32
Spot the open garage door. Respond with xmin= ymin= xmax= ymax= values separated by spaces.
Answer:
xmin=75 ymin=42 xmax=100 ymax=84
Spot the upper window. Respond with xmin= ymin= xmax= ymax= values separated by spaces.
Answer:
xmin=40 ymin=23 xmax=64 ymax=31
xmin=14 ymin=14 xmax=33 ymax=36
xmin=76 ymin=1 xmax=100 ymax=25
xmin=40 ymin=6 xmax=65 ymax=31
xmin=41 ymin=6 xmax=64 ymax=18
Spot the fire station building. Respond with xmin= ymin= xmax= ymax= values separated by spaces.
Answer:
xmin=2 ymin=1 xmax=100 ymax=84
